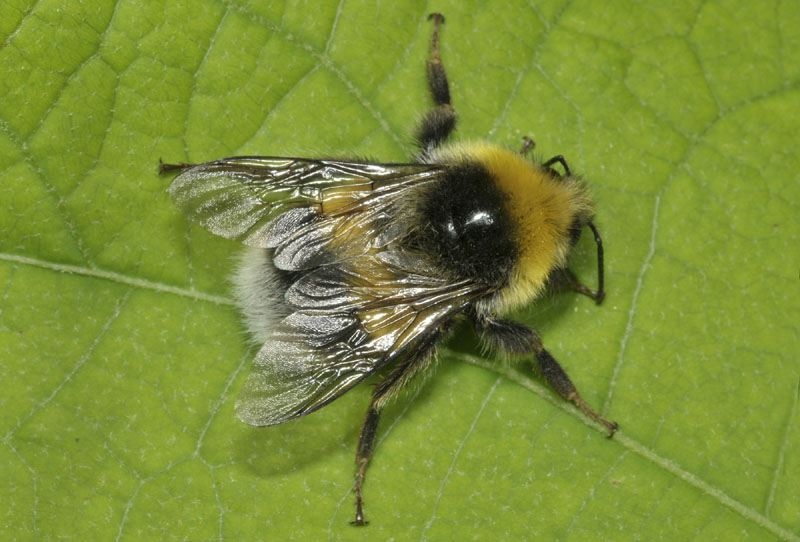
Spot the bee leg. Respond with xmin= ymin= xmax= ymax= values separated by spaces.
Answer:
xmin=158 ymin=159 xmax=196 ymax=174
xmin=474 ymin=314 xmax=618 ymax=436
xmin=351 ymin=330 xmax=443 ymax=526
xmin=352 ymin=406 xmax=380 ymax=526
xmin=519 ymin=136 xmax=535 ymax=156
xmin=542 ymin=155 xmax=572 ymax=177
xmin=426 ymin=13 xmax=450 ymax=107
xmin=416 ymin=13 xmax=457 ymax=155
xmin=536 ymin=348 xmax=618 ymax=436
xmin=547 ymin=267 xmax=605 ymax=305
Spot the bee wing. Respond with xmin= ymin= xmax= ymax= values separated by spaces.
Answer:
xmin=168 ymin=156 xmax=441 ymax=249
xmin=235 ymin=253 xmax=491 ymax=426
xmin=170 ymin=155 xmax=490 ymax=425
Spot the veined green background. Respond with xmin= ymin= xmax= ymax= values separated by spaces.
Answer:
xmin=1 ymin=0 xmax=798 ymax=540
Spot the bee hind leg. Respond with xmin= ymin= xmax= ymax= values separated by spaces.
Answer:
xmin=352 ymin=406 xmax=380 ymax=526
xmin=426 ymin=13 xmax=450 ymax=107
xmin=351 ymin=329 xmax=443 ymax=526
xmin=416 ymin=13 xmax=457 ymax=155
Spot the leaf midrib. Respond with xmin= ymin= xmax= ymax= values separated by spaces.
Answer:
xmin=3 ymin=251 xmax=796 ymax=541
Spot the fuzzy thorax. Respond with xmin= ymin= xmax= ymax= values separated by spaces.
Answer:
xmin=429 ymin=142 xmax=594 ymax=314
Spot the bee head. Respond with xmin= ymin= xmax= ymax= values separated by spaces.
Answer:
xmin=425 ymin=143 xmax=597 ymax=313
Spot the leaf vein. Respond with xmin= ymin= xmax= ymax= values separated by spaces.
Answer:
xmin=217 ymin=0 xmax=406 ymax=149
xmin=4 ymin=288 xmax=131 ymax=439
xmin=564 ymin=452 xmax=628 ymax=537
xmin=765 ymin=377 xmax=799 ymax=517
xmin=603 ymin=192 xmax=661 ymax=413
xmin=0 ymin=253 xmax=234 ymax=305
xmin=421 ymin=376 xmax=502 ymax=541
xmin=455 ymin=352 xmax=800 ymax=542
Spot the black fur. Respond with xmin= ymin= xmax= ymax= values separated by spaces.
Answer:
xmin=534 ymin=348 xmax=577 ymax=401
xmin=427 ymin=60 xmax=451 ymax=106
xmin=475 ymin=316 xmax=542 ymax=355
xmin=356 ymin=407 xmax=380 ymax=460
xmin=567 ymin=216 xmax=585 ymax=246
xmin=415 ymin=105 xmax=457 ymax=151
xmin=410 ymin=162 xmax=517 ymax=286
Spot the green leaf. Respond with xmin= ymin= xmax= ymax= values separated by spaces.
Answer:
xmin=2 ymin=0 xmax=798 ymax=540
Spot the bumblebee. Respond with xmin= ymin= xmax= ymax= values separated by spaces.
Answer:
xmin=162 ymin=13 xmax=617 ymax=525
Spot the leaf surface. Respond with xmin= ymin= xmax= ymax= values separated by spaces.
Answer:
xmin=1 ymin=1 xmax=798 ymax=540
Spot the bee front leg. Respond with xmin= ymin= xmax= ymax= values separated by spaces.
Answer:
xmin=474 ymin=314 xmax=618 ymax=436
xmin=547 ymin=267 xmax=605 ymax=305
xmin=548 ymin=219 xmax=605 ymax=304
xmin=542 ymin=155 xmax=572 ymax=177
xmin=416 ymin=13 xmax=457 ymax=155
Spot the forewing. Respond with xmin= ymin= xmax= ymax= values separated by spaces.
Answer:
xmin=168 ymin=156 xmax=440 ymax=249
xmin=169 ymin=155 xmax=490 ymax=426
xmin=235 ymin=254 xmax=490 ymax=426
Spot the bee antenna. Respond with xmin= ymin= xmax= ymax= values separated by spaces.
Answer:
xmin=587 ymin=221 xmax=605 ymax=304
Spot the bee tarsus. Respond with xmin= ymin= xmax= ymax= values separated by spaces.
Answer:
xmin=158 ymin=160 xmax=196 ymax=174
